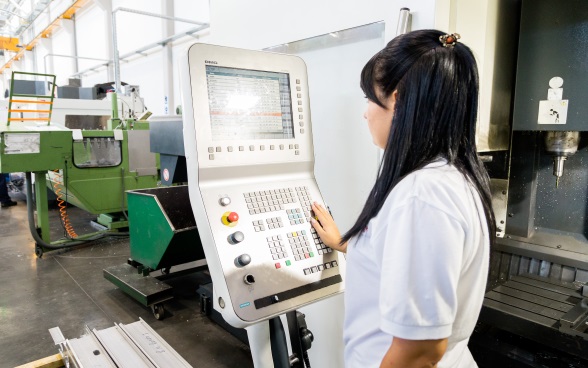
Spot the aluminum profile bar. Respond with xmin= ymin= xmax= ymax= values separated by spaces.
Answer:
xmin=93 ymin=326 xmax=156 ymax=368
xmin=49 ymin=327 xmax=66 ymax=345
xmin=68 ymin=334 xmax=117 ymax=368
xmin=118 ymin=318 xmax=193 ymax=368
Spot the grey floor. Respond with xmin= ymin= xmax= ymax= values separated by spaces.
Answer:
xmin=4 ymin=194 xmax=588 ymax=368
xmin=0 ymin=197 xmax=253 ymax=367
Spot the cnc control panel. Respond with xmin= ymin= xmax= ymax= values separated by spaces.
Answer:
xmin=180 ymin=43 xmax=345 ymax=328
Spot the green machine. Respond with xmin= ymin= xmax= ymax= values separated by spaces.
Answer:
xmin=103 ymin=185 xmax=206 ymax=319
xmin=103 ymin=116 xmax=209 ymax=320
xmin=0 ymin=71 xmax=159 ymax=257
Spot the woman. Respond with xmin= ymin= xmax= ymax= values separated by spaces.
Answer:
xmin=310 ymin=30 xmax=495 ymax=368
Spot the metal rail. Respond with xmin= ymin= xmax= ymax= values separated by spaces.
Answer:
xmin=111 ymin=7 xmax=210 ymax=92
xmin=43 ymin=53 xmax=111 ymax=75
xmin=71 ymin=25 xmax=207 ymax=78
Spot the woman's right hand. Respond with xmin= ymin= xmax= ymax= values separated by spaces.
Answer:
xmin=310 ymin=202 xmax=348 ymax=253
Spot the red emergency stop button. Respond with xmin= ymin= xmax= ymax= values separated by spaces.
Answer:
xmin=222 ymin=211 xmax=239 ymax=226
xmin=228 ymin=212 xmax=239 ymax=223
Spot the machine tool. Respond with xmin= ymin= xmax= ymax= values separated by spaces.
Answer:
xmin=0 ymin=71 xmax=159 ymax=257
xmin=472 ymin=0 xmax=588 ymax=365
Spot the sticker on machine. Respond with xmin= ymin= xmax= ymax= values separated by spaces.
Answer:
xmin=538 ymin=100 xmax=568 ymax=125
xmin=163 ymin=168 xmax=170 ymax=182
xmin=538 ymin=76 xmax=568 ymax=125
xmin=3 ymin=133 xmax=41 ymax=154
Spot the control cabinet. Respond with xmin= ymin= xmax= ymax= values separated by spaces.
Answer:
xmin=180 ymin=43 xmax=345 ymax=328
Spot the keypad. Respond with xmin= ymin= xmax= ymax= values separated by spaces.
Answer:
xmin=244 ymin=189 xmax=297 ymax=215
xmin=312 ymin=226 xmax=331 ymax=255
xmin=287 ymin=230 xmax=313 ymax=261
xmin=295 ymin=186 xmax=313 ymax=222
xmin=252 ymin=220 xmax=265 ymax=232
xmin=266 ymin=235 xmax=287 ymax=260
xmin=286 ymin=209 xmax=305 ymax=225
xmin=266 ymin=216 xmax=284 ymax=229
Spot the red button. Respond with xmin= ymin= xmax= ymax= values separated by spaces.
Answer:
xmin=227 ymin=212 xmax=239 ymax=223
xmin=275 ymin=263 xmax=281 ymax=269
xmin=304 ymin=253 xmax=310 ymax=259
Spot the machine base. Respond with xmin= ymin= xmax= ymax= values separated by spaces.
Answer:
xmin=95 ymin=213 xmax=129 ymax=230
xmin=481 ymin=273 xmax=588 ymax=360
xmin=103 ymin=262 xmax=174 ymax=319
xmin=197 ymin=283 xmax=249 ymax=345
xmin=470 ymin=323 xmax=588 ymax=368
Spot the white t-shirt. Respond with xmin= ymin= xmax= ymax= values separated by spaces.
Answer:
xmin=343 ymin=159 xmax=490 ymax=368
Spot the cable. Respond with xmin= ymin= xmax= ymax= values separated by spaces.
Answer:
xmin=51 ymin=168 xmax=78 ymax=239
xmin=25 ymin=172 xmax=129 ymax=252
xmin=303 ymin=351 xmax=311 ymax=368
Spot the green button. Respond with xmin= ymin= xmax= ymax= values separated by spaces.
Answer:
xmin=285 ymin=260 xmax=291 ymax=266
xmin=309 ymin=252 xmax=314 ymax=257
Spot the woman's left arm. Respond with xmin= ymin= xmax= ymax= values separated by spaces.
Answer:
xmin=380 ymin=337 xmax=448 ymax=368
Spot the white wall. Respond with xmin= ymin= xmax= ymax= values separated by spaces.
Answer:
xmin=48 ymin=22 xmax=76 ymax=85
xmin=209 ymin=0 xmax=437 ymax=49
xmin=75 ymin=3 xmax=110 ymax=84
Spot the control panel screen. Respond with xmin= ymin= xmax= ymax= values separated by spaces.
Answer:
xmin=205 ymin=66 xmax=295 ymax=141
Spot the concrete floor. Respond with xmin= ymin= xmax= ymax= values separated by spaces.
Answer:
xmin=3 ymin=194 xmax=588 ymax=368
xmin=0 ymin=199 xmax=253 ymax=367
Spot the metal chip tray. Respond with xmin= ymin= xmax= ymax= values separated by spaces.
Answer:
xmin=50 ymin=318 xmax=192 ymax=368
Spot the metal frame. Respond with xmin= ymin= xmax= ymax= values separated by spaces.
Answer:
xmin=110 ymin=7 xmax=209 ymax=92
xmin=43 ymin=53 xmax=111 ymax=75
xmin=7 ymin=70 xmax=56 ymax=126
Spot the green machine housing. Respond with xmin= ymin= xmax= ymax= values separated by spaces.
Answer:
xmin=0 ymin=121 xmax=160 ymax=246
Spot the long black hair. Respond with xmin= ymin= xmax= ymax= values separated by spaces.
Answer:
xmin=341 ymin=29 xmax=496 ymax=247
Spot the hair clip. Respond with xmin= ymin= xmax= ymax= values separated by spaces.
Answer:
xmin=439 ymin=33 xmax=461 ymax=48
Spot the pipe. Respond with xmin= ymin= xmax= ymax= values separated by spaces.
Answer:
xmin=43 ymin=53 xmax=111 ymax=76
xmin=396 ymin=8 xmax=411 ymax=36
xmin=113 ymin=7 xmax=208 ymax=26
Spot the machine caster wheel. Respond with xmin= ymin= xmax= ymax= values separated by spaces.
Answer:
xmin=151 ymin=303 xmax=165 ymax=320
xmin=161 ymin=267 xmax=170 ymax=275
xmin=35 ymin=245 xmax=44 ymax=258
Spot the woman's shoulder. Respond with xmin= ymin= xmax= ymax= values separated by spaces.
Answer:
xmin=385 ymin=160 xmax=473 ymax=222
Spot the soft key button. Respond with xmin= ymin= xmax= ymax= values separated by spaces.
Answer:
xmin=221 ymin=211 xmax=239 ymax=227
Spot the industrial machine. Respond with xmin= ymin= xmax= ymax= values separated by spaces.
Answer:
xmin=177 ymin=43 xmax=346 ymax=367
xmin=469 ymin=1 xmax=588 ymax=366
xmin=0 ymin=72 xmax=159 ymax=257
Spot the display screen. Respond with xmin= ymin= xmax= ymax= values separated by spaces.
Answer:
xmin=205 ymin=66 xmax=295 ymax=141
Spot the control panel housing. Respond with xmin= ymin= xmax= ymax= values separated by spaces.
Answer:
xmin=180 ymin=43 xmax=345 ymax=328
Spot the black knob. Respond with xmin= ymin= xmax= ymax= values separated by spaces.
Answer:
xmin=228 ymin=231 xmax=244 ymax=244
xmin=237 ymin=254 xmax=251 ymax=267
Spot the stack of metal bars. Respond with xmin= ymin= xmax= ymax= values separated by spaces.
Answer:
xmin=49 ymin=318 xmax=193 ymax=368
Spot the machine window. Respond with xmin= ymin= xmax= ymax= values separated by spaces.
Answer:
xmin=73 ymin=137 xmax=122 ymax=168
